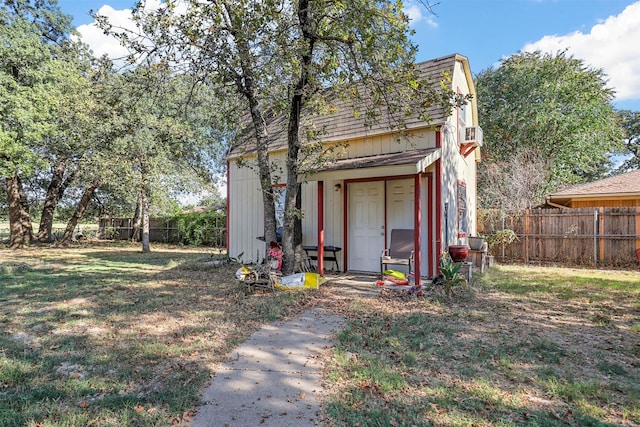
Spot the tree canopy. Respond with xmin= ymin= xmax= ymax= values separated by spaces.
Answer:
xmin=113 ymin=0 xmax=451 ymax=272
xmin=1 ymin=0 xmax=230 ymax=248
xmin=475 ymin=51 xmax=624 ymax=209
xmin=0 ymin=0 xmax=77 ymax=246
xmin=616 ymin=109 xmax=640 ymax=172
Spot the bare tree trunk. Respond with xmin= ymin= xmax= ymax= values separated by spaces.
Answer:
xmin=37 ymin=161 xmax=74 ymax=242
xmin=6 ymin=174 xmax=33 ymax=249
xmin=60 ymin=179 xmax=99 ymax=244
xmin=140 ymin=188 xmax=150 ymax=253
xmin=131 ymin=190 xmax=142 ymax=241
xmin=139 ymin=159 xmax=151 ymax=253
xmin=230 ymin=24 xmax=278 ymax=245
xmin=281 ymin=2 xmax=314 ymax=275
xmin=293 ymin=183 xmax=304 ymax=271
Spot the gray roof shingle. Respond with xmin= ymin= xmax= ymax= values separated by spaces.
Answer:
xmin=229 ymin=53 xmax=462 ymax=158
xmin=549 ymin=170 xmax=640 ymax=197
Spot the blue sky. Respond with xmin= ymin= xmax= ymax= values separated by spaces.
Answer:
xmin=57 ymin=0 xmax=640 ymax=111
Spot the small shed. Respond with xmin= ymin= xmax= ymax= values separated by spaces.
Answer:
xmin=227 ymin=53 xmax=483 ymax=279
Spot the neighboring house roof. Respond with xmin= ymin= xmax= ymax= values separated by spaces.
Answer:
xmin=547 ymin=170 xmax=640 ymax=202
xmin=229 ymin=53 xmax=467 ymax=158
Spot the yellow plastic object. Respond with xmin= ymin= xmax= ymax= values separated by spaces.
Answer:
xmin=275 ymin=272 xmax=326 ymax=290
xmin=382 ymin=269 xmax=406 ymax=280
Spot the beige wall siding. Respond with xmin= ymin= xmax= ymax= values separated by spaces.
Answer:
xmin=229 ymin=157 xmax=345 ymax=264
xmin=341 ymin=129 xmax=437 ymax=159
xmin=300 ymin=181 xmax=317 ymax=243
xmin=300 ymin=180 xmax=345 ymax=267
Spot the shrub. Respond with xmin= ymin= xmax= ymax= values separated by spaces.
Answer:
xmin=169 ymin=212 xmax=226 ymax=246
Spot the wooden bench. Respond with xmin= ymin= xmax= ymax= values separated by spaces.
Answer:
xmin=302 ymin=245 xmax=342 ymax=272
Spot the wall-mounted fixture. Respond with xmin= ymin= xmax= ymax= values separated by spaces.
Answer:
xmin=334 ymin=183 xmax=342 ymax=192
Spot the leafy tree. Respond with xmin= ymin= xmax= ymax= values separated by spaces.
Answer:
xmin=86 ymin=63 xmax=227 ymax=252
xmin=33 ymin=48 xmax=98 ymax=242
xmin=112 ymin=0 xmax=452 ymax=273
xmin=616 ymin=110 xmax=640 ymax=172
xmin=475 ymin=51 xmax=623 ymax=209
xmin=0 ymin=0 xmax=75 ymax=247
xmin=197 ymin=188 xmax=226 ymax=212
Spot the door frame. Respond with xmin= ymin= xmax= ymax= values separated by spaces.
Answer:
xmin=343 ymin=174 xmax=428 ymax=275
xmin=346 ymin=180 xmax=386 ymax=272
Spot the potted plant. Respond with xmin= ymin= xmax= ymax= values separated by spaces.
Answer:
xmin=437 ymin=252 xmax=468 ymax=297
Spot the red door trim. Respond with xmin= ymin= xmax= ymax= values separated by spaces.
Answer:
xmin=414 ymin=173 xmax=422 ymax=282
xmin=435 ymin=130 xmax=443 ymax=274
xmin=318 ymin=181 xmax=325 ymax=275
xmin=427 ymin=172 xmax=434 ymax=277
xmin=226 ymin=160 xmax=230 ymax=249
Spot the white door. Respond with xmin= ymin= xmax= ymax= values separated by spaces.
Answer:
xmin=386 ymin=179 xmax=414 ymax=235
xmin=384 ymin=179 xmax=415 ymax=275
xmin=348 ymin=181 xmax=385 ymax=272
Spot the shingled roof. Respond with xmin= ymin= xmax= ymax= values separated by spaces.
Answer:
xmin=229 ymin=53 xmax=464 ymax=158
xmin=549 ymin=169 xmax=640 ymax=198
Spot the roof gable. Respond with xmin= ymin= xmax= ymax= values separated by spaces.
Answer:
xmin=229 ymin=53 xmax=468 ymax=158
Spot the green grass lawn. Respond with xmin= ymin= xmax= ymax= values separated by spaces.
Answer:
xmin=1 ymin=245 xmax=639 ymax=426
xmin=0 ymin=243 xmax=313 ymax=426
xmin=322 ymin=264 xmax=640 ymax=426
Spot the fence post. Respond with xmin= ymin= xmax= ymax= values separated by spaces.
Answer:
xmin=594 ymin=209 xmax=599 ymax=268
xmin=599 ymin=208 xmax=606 ymax=265
xmin=636 ymin=206 xmax=640 ymax=264
xmin=501 ymin=215 xmax=506 ymax=260
xmin=524 ymin=208 xmax=530 ymax=264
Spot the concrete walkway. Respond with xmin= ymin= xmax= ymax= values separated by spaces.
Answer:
xmin=190 ymin=307 xmax=346 ymax=427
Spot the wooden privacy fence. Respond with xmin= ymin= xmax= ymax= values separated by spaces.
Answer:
xmin=479 ymin=207 xmax=640 ymax=268
xmin=98 ymin=217 xmax=226 ymax=247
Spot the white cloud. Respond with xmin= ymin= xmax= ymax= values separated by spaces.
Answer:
xmin=80 ymin=1 xmax=440 ymax=65
xmin=76 ymin=5 xmax=133 ymax=61
xmin=405 ymin=3 xmax=438 ymax=28
xmin=522 ymin=1 xmax=640 ymax=101
xmin=75 ymin=1 xmax=170 ymax=63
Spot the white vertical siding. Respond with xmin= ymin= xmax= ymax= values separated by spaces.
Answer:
xmin=228 ymin=160 xmax=265 ymax=263
xmin=439 ymin=59 xmax=479 ymax=246
xmin=229 ymin=155 xmax=346 ymax=266
xmin=300 ymin=181 xmax=317 ymax=243
xmin=300 ymin=179 xmax=344 ymax=267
